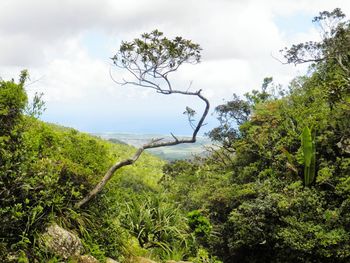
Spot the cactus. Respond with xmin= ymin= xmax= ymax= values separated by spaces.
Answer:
xmin=301 ymin=126 xmax=316 ymax=186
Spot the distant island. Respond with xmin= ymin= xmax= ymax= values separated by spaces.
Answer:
xmin=94 ymin=132 xmax=212 ymax=161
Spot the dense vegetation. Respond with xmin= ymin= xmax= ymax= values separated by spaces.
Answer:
xmin=0 ymin=71 xmax=166 ymax=262
xmin=162 ymin=9 xmax=350 ymax=263
xmin=1 ymin=8 xmax=349 ymax=263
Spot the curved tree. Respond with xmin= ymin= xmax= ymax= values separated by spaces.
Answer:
xmin=75 ymin=30 xmax=209 ymax=208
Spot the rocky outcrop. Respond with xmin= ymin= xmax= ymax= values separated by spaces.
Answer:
xmin=41 ymin=223 xmax=119 ymax=263
xmin=78 ymin=254 xmax=100 ymax=263
xmin=131 ymin=256 xmax=158 ymax=263
xmin=41 ymin=223 xmax=84 ymax=259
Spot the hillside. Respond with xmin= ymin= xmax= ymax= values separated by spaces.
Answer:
xmin=0 ymin=76 xmax=167 ymax=262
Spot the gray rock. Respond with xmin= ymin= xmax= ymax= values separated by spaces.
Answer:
xmin=337 ymin=137 xmax=350 ymax=154
xmin=106 ymin=258 xmax=120 ymax=263
xmin=131 ymin=257 xmax=158 ymax=263
xmin=78 ymin=254 xmax=100 ymax=263
xmin=41 ymin=223 xmax=84 ymax=259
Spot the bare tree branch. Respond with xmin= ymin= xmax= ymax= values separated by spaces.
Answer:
xmin=75 ymin=89 xmax=209 ymax=208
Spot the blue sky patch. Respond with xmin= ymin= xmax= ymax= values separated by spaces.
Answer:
xmin=274 ymin=12 xmax=315 ymax=36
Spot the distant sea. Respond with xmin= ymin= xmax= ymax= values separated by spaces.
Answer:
xmin=93 ymin=132 xmax=212 ymax=161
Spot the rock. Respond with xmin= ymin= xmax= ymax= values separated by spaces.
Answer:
xmin=41 ymin=223 xmax=84 ymax=259
xmin=106 ymin=258 xmax=120 ymax=263
xmin=6 ymin=253 xmax=19 ymax=262
xmin=130 ymin=257 xmax=191 ymax=263
xmin=131 ymin=256 xmax=158 ymax=263
xmin=337 ymin=137 xmax=350 ymax=154
xmin=78 ymin=255 xmax=100 ymax=263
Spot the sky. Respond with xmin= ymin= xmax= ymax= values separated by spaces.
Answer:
xmin=1 ymin=0 xmax=350 ymax=135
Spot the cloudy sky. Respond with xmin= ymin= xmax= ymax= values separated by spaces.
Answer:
xmin=1 ymin=0 xmax=350 ymax=135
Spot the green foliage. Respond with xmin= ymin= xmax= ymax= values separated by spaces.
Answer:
xmin=25 ymin=92 xmax=46 ymax=118
xmin=0 ymin=70 xmax=27 ymax=139
xmin=207 ymin=77 xmax=284 ymax=151
xmin=187 ymin=210 xmax=212 ymax=239
xmin=163 ymin=9 xmax=350 ymax=262
xmin=189 ymin=247 xmax=222 ymax=263
xmin=120 ymin=194 xmax=190 ymax=257
xmin=0 ymin=73 xmax=168 ymax=261
xmin=113 ymin=29 xmax=201 ymax=72
xmin=301 ymin=126 xmax=317 ymax=186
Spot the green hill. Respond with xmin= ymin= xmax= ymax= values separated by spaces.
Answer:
xmin=1 ymin=116 xmax=173 ymax=262
xmin=0 ymin=74 xmax=168 ymax=262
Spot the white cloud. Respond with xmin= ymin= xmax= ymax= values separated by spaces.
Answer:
xmin=1 ymin=0 xmax=350 ymax=132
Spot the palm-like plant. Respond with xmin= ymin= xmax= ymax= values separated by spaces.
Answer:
xmin=120 ymin=195 xmax=189 ymax=254
xmin=301 ymin=126 xmax=316 ymax=186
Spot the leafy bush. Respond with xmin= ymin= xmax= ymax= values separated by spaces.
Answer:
xmin=187 ymin=210 xmax=212 ymax=239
